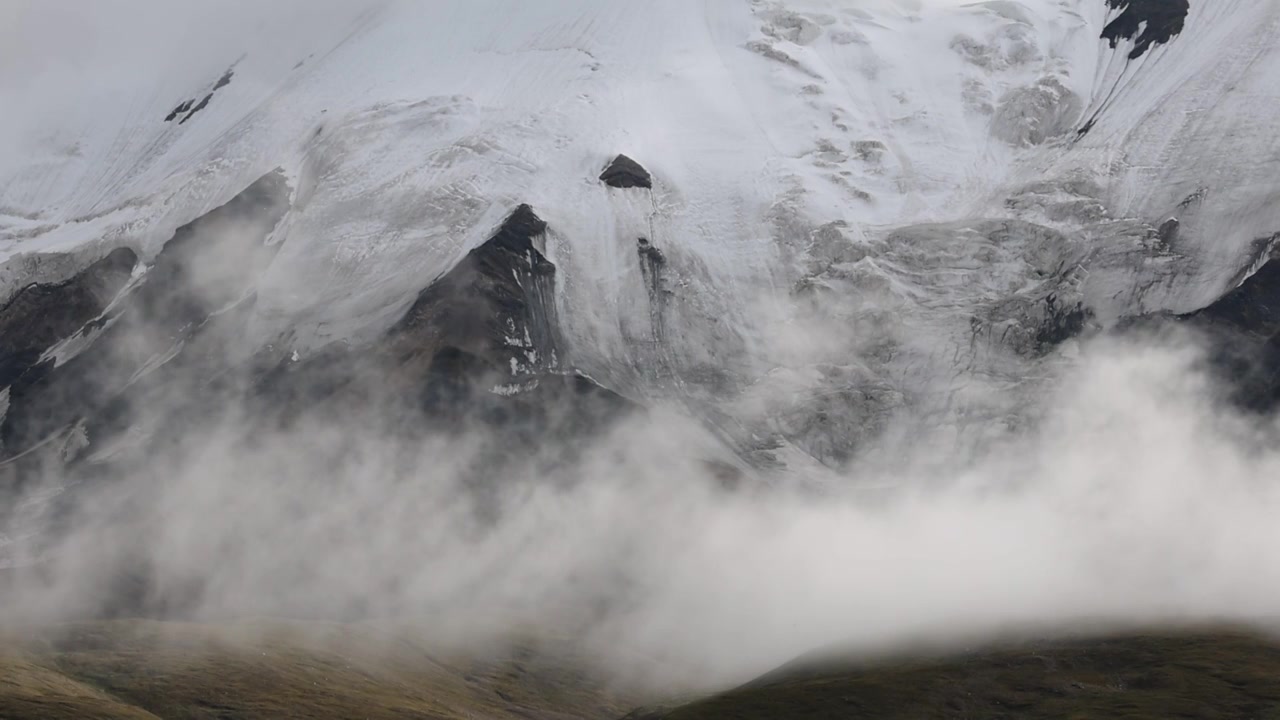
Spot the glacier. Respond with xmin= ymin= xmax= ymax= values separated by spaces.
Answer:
xmin=1 ymin=0 xmax=1280 ymax=673
xmin=3 ymin=0 xmax=1277 ymax=479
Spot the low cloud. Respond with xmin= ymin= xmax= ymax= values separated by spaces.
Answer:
xmin=6 ymin=323 xmax=1280 ymax=691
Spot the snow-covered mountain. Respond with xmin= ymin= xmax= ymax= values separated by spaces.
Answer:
xmin=1 ymin=0 xmax=1279 ymax=632
xmin=3 ymin=0 xmax=1276 ymax=474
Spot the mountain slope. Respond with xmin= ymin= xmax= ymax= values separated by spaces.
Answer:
xmin=634 ymin=629 xmax=1280 ymax=720
xmin=2 ymin=0 xmax=1280 ymax=703
xmin=0 ymin=620 xmax=635 ymax=720
xmin=2 ymin=0 xmax=1278 ymax=475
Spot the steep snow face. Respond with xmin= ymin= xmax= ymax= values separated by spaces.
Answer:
xmin=1 ymin=0 xmax=1278 ymax=470
xmin=1062 ymin=0 xmax=1280 ymax=315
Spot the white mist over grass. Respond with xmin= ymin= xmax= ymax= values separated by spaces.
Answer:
xmin=600 ymin=337 xmax=1280 ymax=685
xmin=8 ymin=328 xmax=1280 ymax=690
xmin=3 ymin=0 xmax=1280 ymax=698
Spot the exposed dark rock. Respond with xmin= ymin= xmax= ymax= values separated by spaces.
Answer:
xmin=212 ymin=68 xmax=234 ymax=91
xmin=0 ymin=248 xmax=136 ymax=390
xmin=178 ymin=94 xmax=214 ymax=125
xmin=1193 ymin=260 xmax=1280 ymax=337
xmin=243 ymin=207 xmax=646 ymax=475
xmin=245 ymin=207 xmax=601 ymax=443
xmin=243 ymin=203 xmax=621 ymax=449
xmin=637 ymin=238 xmax=667 ymax=342
xmin=1223 ymin=232 xmax=1279 ymax=292
xmin=391 ymin=204 xmax=561 ymax=380
xmin=1077 ymin=0 xmax=1189 ymax=137
xmin=0 ymin=170 xmax=291 ymax=459
xmin=483 ymin=203 xmax=548 ymax=254
xmin=0 ymin=199 xmax=644 ymax=620
xmin=1178 ymin=187 xmax=1209 ymax=210
xmin=1182 ymin=259 xmax=1280 ymax=410
xmin=600 ymin=155 xmax=652 ymax=189
xmin=637 ymin=237 xmax=665 ymax=267
xmin=1102 ymin=0 xmax=1190 ymax=60
xmin=420 ymin=346 xmax=492 ymax=412
xmin=1156 ymin=217 xmax=1180 ymax=247
xmin=168 ymin=66 xmax=235 ymax=124
xmin=1035 ymin=293 xmax=1093 ymax=352
xmin=164 ymin=99 xmax=194 ymax=122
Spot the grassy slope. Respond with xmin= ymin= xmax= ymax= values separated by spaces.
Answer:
xmin=9 ymin=623 xmax=1280 ymax=718
xmin=0 ymin=656 xmax=160 ymax=720
xmin=642 ymin=630 xmax=1280 ymax=720
xmin=0 ymin=620 xmax=634 ymax=720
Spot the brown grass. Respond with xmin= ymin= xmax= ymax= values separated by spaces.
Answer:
xmin=0 ymin=619 xmax=633 ymax=720
xmin=9 ymin=621 xmax=1280 ymax=719
xmin=640 ymin=628 xmax=1280 ymax=720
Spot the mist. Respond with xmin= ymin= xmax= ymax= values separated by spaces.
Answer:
xmin=5 ymin=282 xmax=1280 ymax=690
xmin=3 ymin=0 xmax=1280 ymax=700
